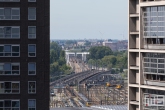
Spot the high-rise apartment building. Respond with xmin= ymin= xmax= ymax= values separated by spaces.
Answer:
xmin=128 ymin=0 xmax=165 ymax=110
xmin=0 ymin=0 xmax=50 ymax=110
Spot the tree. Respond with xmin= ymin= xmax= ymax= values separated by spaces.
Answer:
xmin=50 ymin=49 xmax=58 ymax=64
xmin=102 ymin=55 xmax=117 ymax=66
xmin=50 ymin=62 xmax=59 ymax=76
xmin=65 ymin=40 xmax=76 ymax=45
xmin=111 ymin=69 xmax=115 ymax=74
xmin=84 ymin=41 xmax=91 ymax=46
xmin=120 ymin=68 xmax=123 ymax=73
xmin=88 ymin=46 xmax=112 ymax=60
xmin=50 ymin=42 xmax=71 ymax=81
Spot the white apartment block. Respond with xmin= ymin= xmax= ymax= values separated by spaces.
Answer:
xmin=128 ymin=0 xmax=165 ymax=110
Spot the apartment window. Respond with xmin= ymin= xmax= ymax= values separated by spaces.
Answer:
xmin=0 ymin=100 xmax=20 ymax=110
xmin=0 ymin=82 xmax=20 ymax=94
xmin=28 ymin=44 xmax=36 ymax=57
xmin=28 ymin=81 xmax=36 ymax=94
xmin=28 ymin=0 xmax=36 ymax=2
xmin=0 ymin=45 xmax=20 ymax=57
xmin=28 ymin=99 xmax=36 ymax=110
xmin=28 ymin=26 xmax=36 ymax=38
xmin=28 ymin=63 xmax=36 ymax=75
xmin=28 ymin=8 xmax=36 ymax=20
xmin=0 ymin=26 xmax=20 ymax=38
xmin=0 ymin=0 xmax=20 ymax=2
xmin=0 ymin=8 xmax=20 ymax=20
xmin=0 ymin=63 xmax=20 ymax=75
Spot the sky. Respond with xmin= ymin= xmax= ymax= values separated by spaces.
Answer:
xmin=50 ymin=0 xmax=128 ymax=40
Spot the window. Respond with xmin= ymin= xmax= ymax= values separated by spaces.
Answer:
xmin=28 ymin=63 xmax=36 ymax=75
xmin=0 ymin=82 xmax=20 ymax=94
xmin=0 ymin=63 xmax=20 ymax=75
xmin=28 ymin=26 xmax=36 ymax=38
xmin=0 ymin=8 xmax=20 ymax=20
xmin=0 ymin=45 xmax=20 ymax=57
xmin=28 ymin=99 xmax=36 ymax=110
xmin=0 ymin=0 xmax=20 ymax=2
xmin=0 ymin=100 xmax=20 ymax=110
xmin=28 ymin=8 xmax=36 ymax=20
xmin=0 ymin=26 xmax=20 ymax=38
xmin=28 ymin=44 xmax=36 ymax=57
xmin=28 ymin=0 xmax=36 ymax=2
xmin=28 ymin=81 xmax=36 ymax=94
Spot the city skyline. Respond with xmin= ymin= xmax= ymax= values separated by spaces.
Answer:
xmin=50 ymin=0 xmax=128 ymax=40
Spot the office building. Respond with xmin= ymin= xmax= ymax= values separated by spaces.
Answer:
xmin=128 ymin=0 xmax=165 ymax=110
xmin=0 ymin=0 xmax=50 ymax=110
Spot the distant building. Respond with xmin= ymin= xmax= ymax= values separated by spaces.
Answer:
xmin=103 ymin=41 xmax=117 ymax=51
xmin=103 ymin=39 xmax=128 ymax=51
xmin=77 ymin=41 xmax=85 ymax=46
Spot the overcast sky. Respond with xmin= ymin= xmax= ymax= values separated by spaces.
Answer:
xmin=50 ymin=0 xmax=128 ymax=40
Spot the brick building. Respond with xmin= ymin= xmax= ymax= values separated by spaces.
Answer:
xmin=0 ymin=0 xmax=50 ymax=110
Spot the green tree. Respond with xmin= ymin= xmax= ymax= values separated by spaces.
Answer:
xmin=50 ymin=49 xmax=58 ymax=64
xmin=50 ymin=62 xmax=59 ymax=76
xmin=65 ymin=40 xmax=76 ymax=45
xmin=88 ymin=46 xmax=112 ymax=60
xmin=111 ymin=69 xmax=115 ymax=74
xmin=102 ymin=55 xmax=116 ymax=66
xmin=120 ymin=68 xmax=123 ymax=73
xmin=84 ymin=41 xmax=91 ymax=46
xmin=50 ymin=42 xmax=71 ymax=81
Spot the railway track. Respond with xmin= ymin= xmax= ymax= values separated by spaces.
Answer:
xmin=65 ymin=87 xmax=81 ymax=107
xmin=78 ymin=84 xmax=128 ymax=105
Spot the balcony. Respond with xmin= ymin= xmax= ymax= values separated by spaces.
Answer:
xmin=130 ymin=101 xmax=139 ymax=105
xmin=130 ymin=13 xmax=139 ymax=18
xmin=130 ymin=65 xmax=139 ymax=70
xmin=144 ymin=44 xmax=165 ymax=50
xmin=130 ymin=31 xmax=139 ymax=35
xmin=144 ymin=80 xmax=165 ymax=87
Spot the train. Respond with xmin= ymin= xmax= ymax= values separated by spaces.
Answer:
xmin=86 ymin=101 xmax=92 ymax=107
xmin=106 ymin=82 xmax=122 ymax=89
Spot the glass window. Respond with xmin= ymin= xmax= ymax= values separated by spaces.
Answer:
xmin=5 ymin=8 xmax=11 ymax=20
xmin=28 ymin=99 xmax=36 ymax=110
xmin=0 ymin=63 xmax=19 ymax=75
xmin=12 ymin=27 xmax=20 ymax=38
xmin=4 ymin=100 xmax=11 ymax=107
xmin=0 ymin=46 xmax=3 ymax=52
xmin=28 ymin=45 xmax=36 ymax=57
xmin=28 ymin=82 xmax=36 ymax=93
xmin=0 ymin=45 xmax=19 ymax=57
xmin=0 ymin=100 xmax=19 ymax=110
xmin=12 ymin=101 xmax=19 ymax=107
xmin=0 ymin=65 xmax=3 ymax=71
xmin=0 ymin=9 xmax=3 ymax=15
xmin=28 ymin=8 xmax=36 ymax=20
xmin=28 ymin=26 xmax=36 ymax=38
xmin=0 ymin=27 xmax=20 ymax=38
xmin=4 ymin=45 xmax=11 ymax=52
xmin=12 ymin=46 xmax=19 ymax=52
xmin=28 ymin=63 xmax=36 ymax=75
xmin=143 ymin=6 xmax=165 ymax=38
xmin=0 ymin=8 xmax=20 ymax=20
xmin=0 ymin=82 xmax=20 ymax=94
xmin=4 ymin=63 xmax=11 ymax=71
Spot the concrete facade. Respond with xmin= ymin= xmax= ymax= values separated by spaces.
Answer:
xmin=128 ymin=0 xmax=165 ymax=110
xmin=0 ymin=0 xmax=50 ymax=110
